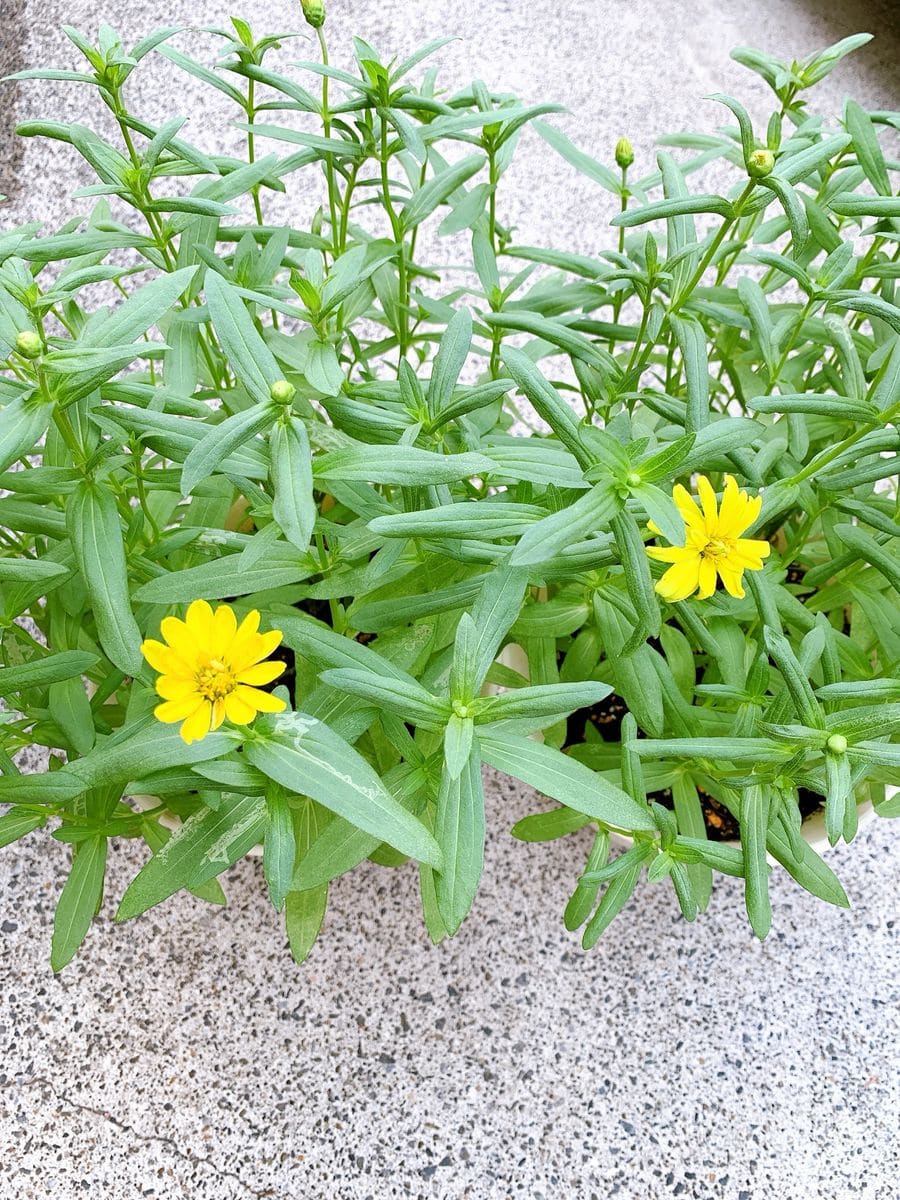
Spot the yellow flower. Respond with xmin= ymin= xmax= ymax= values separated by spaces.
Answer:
xmin=646 ymin=474 xmax=770 ymax=602
xmin=141 ymin=600 xmax=286 ymax=744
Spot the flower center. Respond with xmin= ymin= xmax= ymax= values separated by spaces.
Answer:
xmin=196 ymin=658 xmax=236 ymax=702
xmin=701 ymin=535 xmax=733 ymax=560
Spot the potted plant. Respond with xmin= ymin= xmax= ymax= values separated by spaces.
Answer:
xmin=0 ymin=12 xmax=896 ymax=969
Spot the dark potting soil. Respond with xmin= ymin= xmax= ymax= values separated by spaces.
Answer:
xmin=564 ymin=694 xmax=825 ymax=842
xmin=279 ymin=597 xmax=376 ymax=703
xmin=648 ymin=785 xmax=825 ymax=842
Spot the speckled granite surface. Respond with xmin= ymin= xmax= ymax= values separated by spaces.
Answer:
xmin=2 ymin=1 xmax=900 ymax=1197
xmin=2 ymin=769 xmax=899 ymax=1199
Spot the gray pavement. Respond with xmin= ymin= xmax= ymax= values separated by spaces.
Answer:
xmin=2 ymin=2 xmax=899 ymax=1198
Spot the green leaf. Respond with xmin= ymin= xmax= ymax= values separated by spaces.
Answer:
xmin=0 ymin=807 xmax=46 ymax=849
xmin=263 ymin=788 xmax=295 ymax=912
xmin=844 ymin=99 xmax=897 ymax=194
xmin=670 ymin=315 xmax=709 ymax=430
xmin=741 ymin=785 xmax=772 ymax=939
xmin=204 ymin=270 xmax=281 ymax=402
xmin=82 ymin=267 xmax=197 ymax=348
xmin=69 ymin=720 xmax=231 ymax=793
xmin=487 ymin=313 xmax=617 ymax=378
xmin=369 ymin=501 xmax=542 ymax=541
xmin=511 ymin=483 xmax=619 ymax=567
xmin=134 ymin=556 xmax=312 ymax=603
xmin=834 ymin=523 xmax=900 ymax=592
xmin=315 ymin=444 xmax=493 ymax=485
xmin=51 ymin=835 xmax=107 ymax=971
xmin=582 ymin=849 xmax=646 ymax=948
xmin=246 ymin=712 xmax=442 ymax=868
xmin=564 ymin=829 xmax=610 ymax=930
xmin=181 ymin=402 xmax=277 ymax=496
xmin=768 ymin=812 xmax=849 ymax=906
xmin=759 ymin=174 xmax=809 ymax=252
xmin=284 ymin=796 xmax=329 ymax=963
xmin=427 ymin=306 xmax=472 ymax=417
xmin=479 ymin=729 xmax=655 ymax=832
xmin=271 ymin=415 xmax=316 ymax=551
xmin=707 ymin=93 xmax=756 ymax=165
xmin=0 ymin=650 xmax=98 ymax=697
xmin=479 ymin=681 xmax=611 ymax=724
xmin=444 ymin=713 xmax=475 ymax=780
xmin=463 ymin=565 xmax=530 ymax=693
xmin=633 ymin=737 xmax=792 ymax=764
xmin=510 ymin=806 xmax=591 ymax=843
xmin=320 ymin=668 xmax=449 ymax=729
xmin=534 ymin=121 xmax=621 ymax=192
xmin=434 ymin=748 xmax=485 ymax=935
xmin=285 ymin=882 xmax=328 ymax=965
xmin=0 ymin=394 xmax=53 ymax=474
xmin=0 ymin=557 xmax=69 ymax=584
xmin=117 ymin=794 xmax=266 ymax=921
xmin=612 ymin=195 xmax=733 ymax=227
xmin=400 ymin=154 xmax=485 ymax=230
xmin=68 ymin=481 xmax=142 ymax=676
xmin=611 ymin=510 xmax=660 ymax=649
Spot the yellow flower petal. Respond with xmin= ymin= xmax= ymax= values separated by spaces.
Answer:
xmin=180 ymin=701 xmax=212 ymax=744
xmin=223 ymin=690 xmax=257 ymax=725
xmin=185 ymin=599 xmax=215 ymax=639
xmin=717 ymin=564 xmax=747 ymax=598
xmin=655 ymin=555 xmax=702 ymax=602
xmin=154 ymin=696 xmax=203 ymax=723
xmin=155 ymin=675 xmax=198 ymax=701
xmin=697 ymin=556 xmax=717 ymax=599
xmin=230 ymin=628 xmax=283 ymax=672
xmin=236 ymin=660 xmax=285 ymax=686
xmin=146 ymin=601 xmax=285 ymax=737
xmin=696 ymin=475 xmax=719 ymax=528
xmin=672 ymin=484 xmax=704 ymax=532
xmin=647 ymin=546 xmax=693 ymax=564
xmin=234 ymin=684 xmax=286 ymax=714
xmin=141 ymin=639 xmax=182 ymax=674
xmin=159 ymin=616 xmax=201 ymax=670
xmin=732 ymin=537 xmax=771 ymax=568
xmin=235 ymin=609 xmax=261 ymax=641
xmin=212 ymin=603 xmax=238 ymax=657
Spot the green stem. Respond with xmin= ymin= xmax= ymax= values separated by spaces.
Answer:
xmin=317 ymin=26 xmax=341 ymax=259
xmin=379 ymin=118 xmax=409 ymax=367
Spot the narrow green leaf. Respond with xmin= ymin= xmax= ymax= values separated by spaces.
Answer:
xmin=434 ymin=748 xmax=485 ymax=935
xmin=204 ymin=270 xmax=281 ymax=401
xmin=246 ymin=713 xmax=442 ymax=868
xmin=612 ymin=195 xmax=733 ymax=227
xmin=742 ymin=784 xmax=772 ymax=939
xmin=263 ymin=788 xmax=295 ymax=912
xmin=68 ymin=481 xmax=142 ymax=676
xmin=51 ymin=835 xmax=107 ymax=971
xmin=479 ymin=729 xmax=655 ymax=832
xmin=117 ymin=794 xmax=266 ymax=921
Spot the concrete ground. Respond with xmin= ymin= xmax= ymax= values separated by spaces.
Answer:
xmin=2 ymin=1 xmax=899 ymax=1198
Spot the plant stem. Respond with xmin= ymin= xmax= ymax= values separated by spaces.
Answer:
xmin=317 ymin=26 xmax=341 ymax=260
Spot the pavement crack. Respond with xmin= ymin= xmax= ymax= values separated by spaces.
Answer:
xmin=2 ymin=1075 xmax=274 ymax=1198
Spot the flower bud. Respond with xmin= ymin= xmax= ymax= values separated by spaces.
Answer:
xmin=827 ymin=733 xmax=848 ymax=755
xmin=14 ymin=330 xmax=43 ymax=359
xmin=615 ymin=137 xmax=634 ymax=170
xmin=747 ymin=148 xmax=775 ymax=178
xmin=270 ymin=379 xmax=296 ymax=404
xmin=300 ymin=0 xmax=326 ymax=29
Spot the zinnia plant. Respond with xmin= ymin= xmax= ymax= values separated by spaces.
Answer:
xmin=0 ymin=14 xmax=897 ymax=969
